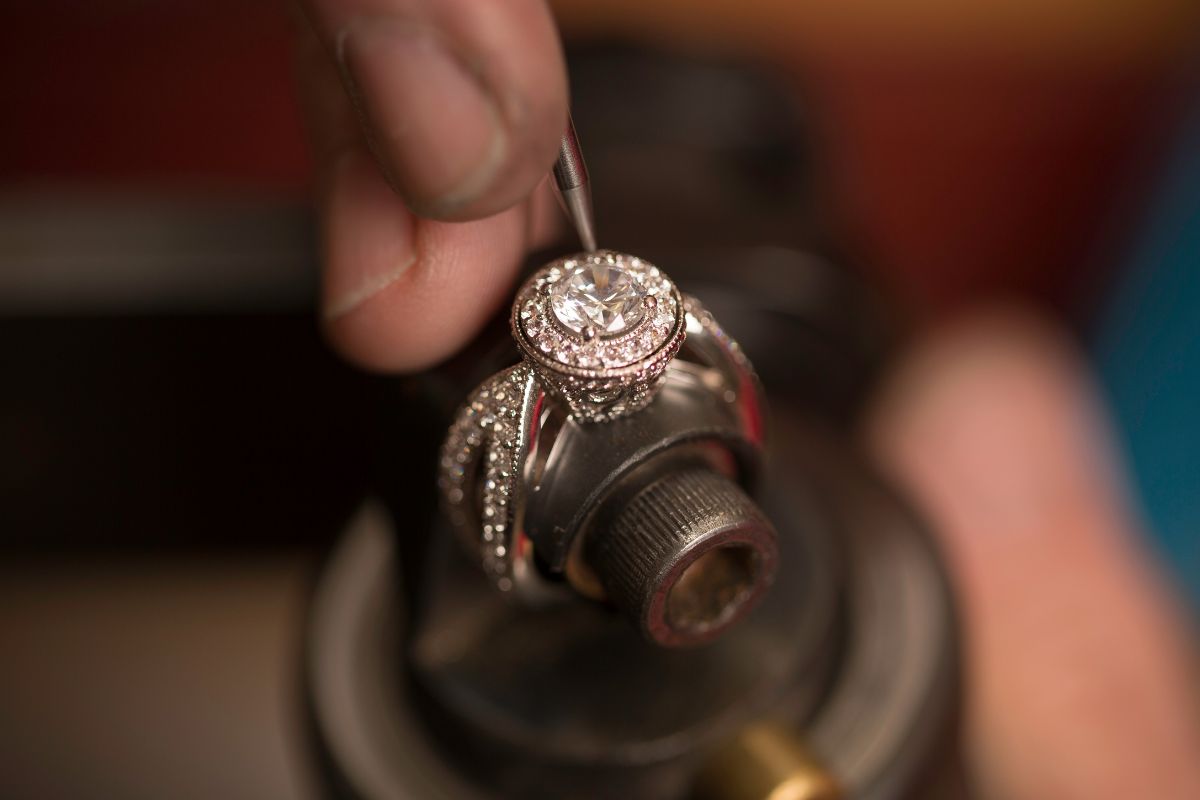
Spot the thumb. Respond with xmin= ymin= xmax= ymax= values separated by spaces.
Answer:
xmin=298 ymin=0 xmax=567 ymax=220
xmin=867 ymin=308 xmax=1200 ymax=800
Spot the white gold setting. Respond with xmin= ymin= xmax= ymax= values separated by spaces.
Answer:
xmin=440 ymin=249 xmax=758 ymax=590
xmin=512 ymin=250 xmax=685 ymax=423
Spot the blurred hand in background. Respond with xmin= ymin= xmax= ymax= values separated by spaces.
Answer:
xmin=870 ymin=310 xmax=1200 ymax=800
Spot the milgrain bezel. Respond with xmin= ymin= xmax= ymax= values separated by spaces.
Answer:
xmin=513 ymin=251 xmax=683 ymax=375
xmin=511 ymin=251 xmax=686 ymax=422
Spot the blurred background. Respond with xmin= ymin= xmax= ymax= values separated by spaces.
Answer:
xmin=1 ymin=1 xmax=1198 ymax=798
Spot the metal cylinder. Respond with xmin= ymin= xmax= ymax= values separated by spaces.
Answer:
xmin=585 ymin=466 xmax=779 ymax=646
xmin=694 ymin=723 xmax=841 ymax=800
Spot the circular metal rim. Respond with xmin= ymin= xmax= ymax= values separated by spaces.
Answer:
xmin=642 ymin=522 xmax=781 ymax=647
xmin=510 ymin=251 xmax=687 ymax=381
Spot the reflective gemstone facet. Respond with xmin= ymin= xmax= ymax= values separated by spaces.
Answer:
xmin=550 ymin=263 xmax=645 ymax=335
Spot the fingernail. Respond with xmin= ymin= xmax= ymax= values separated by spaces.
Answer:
xmin=322 ymin=150 xmax=417 ymax=320
xmin=338 ymin=18 xmax=507 ymax=213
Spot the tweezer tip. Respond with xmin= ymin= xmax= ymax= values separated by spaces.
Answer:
xmin=560 ymin=185 xmax=597 ymax=253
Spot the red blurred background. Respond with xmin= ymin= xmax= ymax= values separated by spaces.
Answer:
xmin=3 ymin=0 xmax=1196 ymax=316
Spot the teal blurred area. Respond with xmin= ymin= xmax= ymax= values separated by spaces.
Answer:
xmin=1096 ymin=90 xmax=1200 ymax=607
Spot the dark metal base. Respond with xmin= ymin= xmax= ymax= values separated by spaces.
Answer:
xmin=303 ymin=410 xmax=957 ymax=799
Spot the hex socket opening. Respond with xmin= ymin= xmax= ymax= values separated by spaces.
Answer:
xmin=584 ymin=467 xmax=779 ymax=647
xmin=665 ymin=543 xmax=759 ymax=636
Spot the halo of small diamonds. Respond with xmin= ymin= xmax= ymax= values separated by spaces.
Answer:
xmin=512 ymin=250 xmax=685 ymax=422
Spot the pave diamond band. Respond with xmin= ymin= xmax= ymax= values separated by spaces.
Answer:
xmin=437 ymin=363 xmax=540 ymax=590
xmin=513 ymin=251 xmax=685 ymax=423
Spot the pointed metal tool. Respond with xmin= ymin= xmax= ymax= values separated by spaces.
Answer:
xmin=552 ymin=113 xmax=597 ymax=252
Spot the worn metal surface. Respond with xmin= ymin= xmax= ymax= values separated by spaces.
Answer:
xmin=304 ymin=407 xmax=956 ymax=798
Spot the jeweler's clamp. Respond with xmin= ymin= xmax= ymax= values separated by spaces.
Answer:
xmin=439 ymin=253 xmax=777 ymax=646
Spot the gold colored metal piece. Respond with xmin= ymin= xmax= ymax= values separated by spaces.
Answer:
xmin=693 ymin=723 xmax=841 ymax=800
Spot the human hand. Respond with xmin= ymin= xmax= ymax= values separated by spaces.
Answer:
xmin=869 ymin=309 xmax=1200 ymax=799
xmin=294 ymin=0 xmax=566 ymax=371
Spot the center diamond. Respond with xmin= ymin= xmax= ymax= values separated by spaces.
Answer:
xmin=550 ymin=263 xmax=646 ymax=335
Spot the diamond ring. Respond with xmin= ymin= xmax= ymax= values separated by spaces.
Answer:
xmin=512 ymin=250 xmax=686 ymax=423
xmin=439 ymin=251 xmax=762 ymax=593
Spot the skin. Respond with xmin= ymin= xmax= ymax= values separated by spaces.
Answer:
xmin=294 ymin=0 xmax=566 ymax=371
xmin=868 ymin=310 xmax=1200 ymax=799
xmin=293 ymin=3 xmax=1200 ymax=796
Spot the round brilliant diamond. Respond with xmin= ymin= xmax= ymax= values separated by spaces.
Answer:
xmin=550 ymin=262 xmax=646 ymax=335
